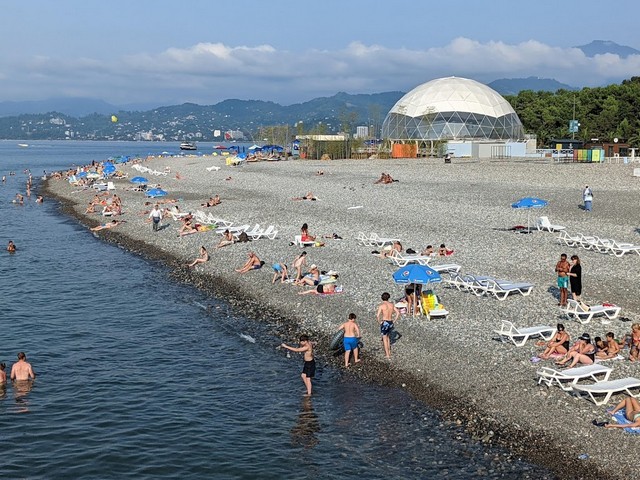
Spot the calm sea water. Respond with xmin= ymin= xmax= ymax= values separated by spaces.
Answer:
xmin=0 ymin=141 xmax=551 ymax=479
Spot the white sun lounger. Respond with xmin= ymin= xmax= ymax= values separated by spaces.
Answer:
xmin=442 ymin=272 xmax=473 ymax=291
xmin=215 ymin=224 xmax=249 ymax=235
xmin=563 ymin=299 xmax=621 ymax=324
xmin=294 ymin=235 xmax=315 ymax=248
xmin=485 ymin=279 xmax=534 ymax=300
xmin=430 ymin=263 xmax=461 ymax=274
xmin=537 ymin=364 xmax=612 ymax=391
xmin=493 ymin=320 xmax=556 ymax=347
xmin=389 ymin=251 xmax=432 ymax=266
xmin=557 ymin=231 xmax=583 ymax=247
xmin=572 ymin=377 xmax=640 ymax=405
xmin=251 ymin=225 xmax=277 ymax=240
xmin=369 ymin=233 xmax=400 ymax=247
xmin=608 ymin=241 xmax=640 ymax=257
xmin=536 ymin=216 xmax=565 ymax=232
xmin=355 ymin=231 xmax=375 ymax=246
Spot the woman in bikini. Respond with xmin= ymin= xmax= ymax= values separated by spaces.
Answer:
xmin=292 ymin=251 xmax=308 ymax=281
xmin=555 ymin=333 xmax=595 ymax=368
xmin=187 ymin=246 xmax=209 ymax=268
xmin=539 ymin=323 xmax=570 ymax=359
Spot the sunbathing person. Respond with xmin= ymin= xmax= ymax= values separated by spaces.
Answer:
xmin=85 ymin=202 xmax=97 ymax=214
xmin=235 ymin=251 xmax=263 ymax=273
xmin=421 ymin=245 xmax=435 ymax=257
xmin=627 ymin=323 xmax=640 ymax=362
xmin=216 ymin=229 xmax=235 ymax=248
xmin=292 ymin=192 xmax=317 ymax=201
xmin=374 ymin=172 xmax=396 ymax=184
xmin=595 ymin=332 xmax=621 ymax=360
xmin=179 ymin=218 xmax=197 ymax=236
xmin=187 ymin=246 xmax=209 ymax=268
xmin=539 ymin=324 xmax=570 ymax=359
xmin=295 ymin=264 xmax=320 ymax=286
xmin=90 ymin=220 xmax=123 ymax=231
xmin=301 ymin=223 xmax=315 ymax=242
xmin=378 ymin=241 xmax=402 ymax=258
xmin=201 ymin=195 xmax=221 ymax=207
xmin=438 ymin=243 xmax=454 ymax=256
xmin=298 ymin=283 xmax=337 ymax=295
xmin=602 ymin=396 xmax=640 ymax=429
xmin=555 ymin=333 xmax=595 ymax=368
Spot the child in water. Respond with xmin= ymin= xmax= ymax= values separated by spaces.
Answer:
xmin=281 ymin=335 xmax=315 ymax=396
xmin=0 ymin=363 xmax=6 ymax=384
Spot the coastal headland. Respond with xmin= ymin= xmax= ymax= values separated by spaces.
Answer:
xmin=45 ymin=155 xmax=640 ymax=479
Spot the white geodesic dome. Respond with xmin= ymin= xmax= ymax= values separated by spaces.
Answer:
xmin=382 ymin=77 xmax=525 ymax=141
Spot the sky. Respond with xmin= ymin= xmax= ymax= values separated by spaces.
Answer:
xmin=1 ymin=0 xmax=639 ymax=107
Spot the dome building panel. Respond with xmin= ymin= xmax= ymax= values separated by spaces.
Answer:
xmin=382 ymin=77 xmax=525 ymax=142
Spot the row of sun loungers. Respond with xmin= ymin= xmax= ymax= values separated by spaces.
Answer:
xmin=443 ymin=273 xmax=534 ymax=300
xmin=131 ymin=164 xmax=168 ymax=176
xmin=558 ymin=231 xmax=640 ymax=257
xmin=494 ymin=321 xmax=640 ymax=405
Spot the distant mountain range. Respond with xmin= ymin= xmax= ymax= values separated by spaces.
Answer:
xmin=488 ymin=77 xmax=577 ymax=96
xmin=575 ymin=40 xmax=640 ymax=58
xmin=0 ymin=98 xmax=160 ymax=118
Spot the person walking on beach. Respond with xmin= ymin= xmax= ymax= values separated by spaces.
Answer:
xmin=567 ymin=255 xmax=582 ymax=301
xmin=338 ymin=313 xmax=361 ymax=367
xmin=582 ymin=185 xmax=593 ymax=211
xmin=148 ymin=204 xmax=162 ymax=232
xmin=555 ymin=253 xmax=571 ymax=306
xmin=376 ymin=292 xmax=400 ymax=359
xmin=281 ymin=335 xmax=315 ymax=396
xmin=10 ymin=352 xmax=36 ymax=381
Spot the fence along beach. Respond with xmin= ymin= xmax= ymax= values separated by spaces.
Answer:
xmin=45 ymin=154 xmax=640 ymax=479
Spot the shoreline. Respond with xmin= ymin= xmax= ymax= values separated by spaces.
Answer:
xmin=43 ymin=155 xmax=640 ymax=479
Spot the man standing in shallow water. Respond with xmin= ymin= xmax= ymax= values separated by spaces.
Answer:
xmin=10 ymin=352 xmax=36 ymax=381
xmin=281 ymin=335 xmax=315 ymax=396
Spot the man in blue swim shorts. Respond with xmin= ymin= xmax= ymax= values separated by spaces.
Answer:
xmin=555 ymin=253 xmax=570 ymax=307
xmin=338 ymin=313 xmax=361 ymax=367
xmin=376 ymin=292 xmax=400 ymax=359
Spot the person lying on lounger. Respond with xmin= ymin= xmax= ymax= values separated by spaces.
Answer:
xmin=377 ymin=241 xmax=402 ymax=258
xmin=235 ymin=251 xmax=263 ymax=273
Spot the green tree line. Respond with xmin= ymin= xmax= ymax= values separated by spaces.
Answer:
xmin=506 ymin=77 xmax=640 ymax=147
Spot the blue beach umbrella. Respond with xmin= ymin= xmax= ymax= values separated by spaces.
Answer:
xmin=392 ymin=264 xmax=442 ymax=318
xmin=146 ymin=188 xmax=168 ymax=198
xmin=392 ymin=264 xmax=442 ymax=286
xmin=130 ymin=176 xmax=149 ymax=184
xmin=511 ymin=197 xmax=548 ymax=232
xmin=76 ymin=171 xmax=88 ymax=178
xmin=103 ymin=164 xmax=116 ymax=175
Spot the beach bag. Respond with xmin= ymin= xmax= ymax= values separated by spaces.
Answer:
xmin=237 ymin=232 xmax=251 ymax=243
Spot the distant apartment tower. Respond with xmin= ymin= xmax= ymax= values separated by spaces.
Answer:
xmin=355 ymin=126 xmax=369 ymax=139
xmin=224 ymin=130 xmax=245 ymax=140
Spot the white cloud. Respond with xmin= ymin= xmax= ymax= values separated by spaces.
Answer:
xmin=2 ymin=38 xmax=640 ymax=104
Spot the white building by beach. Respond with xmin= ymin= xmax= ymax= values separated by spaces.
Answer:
xmin=382 ymin=77 xmax=529 ymax=158
xmin=355 ymin=126 xmax=369 ymax=139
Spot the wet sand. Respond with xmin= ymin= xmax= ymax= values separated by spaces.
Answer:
xmin=45 ymin=155 xmax=640 ymax=479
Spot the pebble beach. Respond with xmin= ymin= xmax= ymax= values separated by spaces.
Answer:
xmin=45 ymin=155 xmax=640 ymax=479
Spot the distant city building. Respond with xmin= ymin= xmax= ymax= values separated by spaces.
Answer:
xmin=355 ymin=126 xmax=369 ymax=139
xmin=213 ymin=129 xmax=221 ymax=138
xmin=224 ymin=130 xmax=245 ymax=140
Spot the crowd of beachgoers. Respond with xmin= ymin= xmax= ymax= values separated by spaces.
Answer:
xmin=41 ymin=153 xmax=640 ymax=479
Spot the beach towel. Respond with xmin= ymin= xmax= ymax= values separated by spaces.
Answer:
xmin=611 ymin=411 xmax=640 ymax=434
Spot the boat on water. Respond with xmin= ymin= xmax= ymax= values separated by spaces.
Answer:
xmin=180 ymin=142 xmax=197 ymax=151
xmin=18 ymin=143 xmax=29 ymax=148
